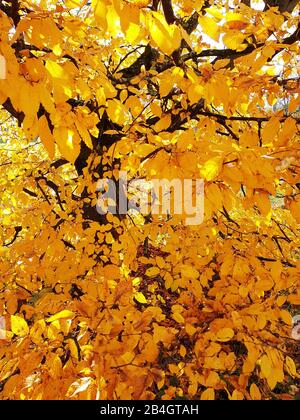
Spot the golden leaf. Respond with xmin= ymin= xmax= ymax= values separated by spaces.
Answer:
xmin=11 ymin=315 xmax=29 ymax=337
xmin=201 ymin=388 xmax=215 ymax=400
xmin=46 ymin=310 xmax=75 ymax=323
xmin=134 ymin=292 xmax=147 ymax=304
xmin=216 ymin=328 xmax=234 ymax=342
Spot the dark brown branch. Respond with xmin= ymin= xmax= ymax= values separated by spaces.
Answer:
xmin=272 ymin=236 xmax=284 ymax=256
xmin=141 ymin=146 xmax=165 ymax=162
xmin=2 ymin=99 xmax=24 ymax=126
xmin=62 ymin=239 xmax=76 ymax=250
xmin=257 ymin=256 xmax=277 ymax=262
xmin=3 ymin=226 xmax=22 ymax=247
xmin=36 ymin=176 xmax=65 ymax=212
xmin=196 ymin=110 xmax=299 ymax=123
xmin=181 ymin=12 xmax=199 ymax=35
xmin=152 ymin=0 xmax=160 ymax=11
xmin=11 ymin=0 xmax=21 ymax=25
xmin=181 ymin=22 xmax=300 ymax=64
xmin=272 ymin=219 xmax=292 ymax=243
xmin=113 ymin=45 xmax=146 ymax=74
xmin=221 ymin=206 xmax=240 ymax=228
xmin=23 ymin=188 xmax=38 ymax=198
xmin=50 ymin=159 xmax=69 ymax=169
xmin=116 ymin=45 xmax=159 ymax=79
xmin=216 ymin=120 xmax=239 ymax=141
xmin=161 ymin=0 xmax=176 ymax=24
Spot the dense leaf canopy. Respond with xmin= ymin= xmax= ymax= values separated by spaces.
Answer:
xmin=0 ymin=0 xmax=300 ymax=400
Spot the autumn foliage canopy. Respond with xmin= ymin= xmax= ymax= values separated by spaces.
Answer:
xmin=0 ymin=0 xmax=300 ymax=400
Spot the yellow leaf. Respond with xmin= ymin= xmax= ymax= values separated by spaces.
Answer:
xmin=280 ymin=310 xmax=292 ymax=325
xmin=176 ymin=129 xmax=195 ymax=151
xmin=171 ymin=279 xmax=179 ymax=292
xmin=65 ymin=0 xmax=83 ymax=8
xmin=120 ymin=3 xmax=140 ymax=43
xmin=147 ymin=12 xmax=181 ymax=55
xmin=121 ymin=351 xmax=135 ymax=364
xmin=200 ymin=157 xmax=222 ymax=181
xmin=226 ymin=12 xmax=247 ymax=23
xmin=103 ymin=265 xmax=120 ymax=280
xmin=38 ymin=115 xmax=55 ymax=159
xmin=135 ymin=143 xmax=156 ymax=158
xmin=106 ymin=4 xmax=121 ymax=37
xmin=186 ymin=323 xmax=197 ymax=336
xmin=179 ymin=345 xmax=186 ymax=358
xmin=285 ymin=356 xmax=297 ymax=378
xmin=188 ymin=382 xmax=198 ymax=395
xmin=154 ymin=115 xmax=172 ymax=132
xmin=231 ymin=390 xmax=244 ymax=400
xmin=11 ymin=315 xmax=29 ymax=337
xmin=250 ymin=383 xmax=261 ymax=400
xmin=278 ymin=117 xmax=297 ymax=146
xmin=75 ymin=120 xmax=93 ymax=149
xmin=134 ymin=292 xmax=147 ymax=304
xmin=19 ymin=83 xmax=40 ymax=117
xmin=46 ymin=310 xmax=75 ymax=323
xmin=107 ymin=99 xmax=128 ymax=125
xmin=159 ymin=78 xmax=174 ymax=98
xmin=205 ymin=6 xmax=224 ymax=21
xmin=188 ymin=84 xmax=204 ymax=105
xmin=145 ymin=267 xmax=160 ymax=277
xmin=180 ymin=265 xmax=199 ymax=279
xmin=260 ymin=354 xmax=272 ymax=378
xmin=198 ymin=16 xmax=220 ymax=42
xmin=216 ymin=327 xmax=234 ymax=342
xmin=255 ymin=193 xmax=271 ymax=217
xmin=164 ymin=272 xmax=173 ymax=289
xmin=156 ymin=256 xmax=165 ymax=269
xmin=66 ymin=338 xmax=80 ymax=360
xmin=262 ymin=117 xmax=281 ymax=144
xmin=172 ymin=312 xmax=185 ymax=323
xmin=290 ymin=199 xmax=300 ymax=224
xmin=276 ymin=296 xmax=286 ymax=307
xmin=223 ymin=32 xmax=246 ymax=50
xmin=53 ymin=127 xmax=80 ymax=163
xmin=180 ymin=26 xmax=192 ymax=48
xmin=45 ymin=60 xmax=68 ymax=79
xmin=132 ymin=277 xmax=142 ymax=286
xmin=225 ymin=13 xmax=248 ymax=30
xmin=201 ymin=388 xmax=215 ymax=400
xmin=256 ymin=278 xmax=274 ymax=292
xmin=289 ymin=294 xmax=300 ymax=305
xmin=205 ymin=371 xmax=219 ymax=387
xmin=105 ymin=232 xmax=114 ymax=244
xmin=92 ymin=0 xmax=108 ymax=30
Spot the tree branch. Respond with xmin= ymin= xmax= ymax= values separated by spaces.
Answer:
xmin=3 ymin=226 xmax=22 ymax=247
xmin=181 ymin=22 xmax=300 ymax=65
xmin=161 ymin=0 xmax=176 ymax=24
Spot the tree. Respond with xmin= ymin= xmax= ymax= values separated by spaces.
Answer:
xmin=0 ymin=0 xmax=300 ymax=400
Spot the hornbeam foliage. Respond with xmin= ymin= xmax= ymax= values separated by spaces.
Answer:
xmin=0 ymin=0 xmax=300 ymax=400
